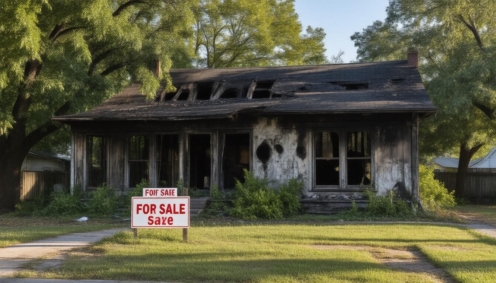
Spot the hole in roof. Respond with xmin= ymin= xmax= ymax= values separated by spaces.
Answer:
xmin=196 ymin=82 xmax=214 ymax=100
xmin=256 ymin=81 xmax=275 ymax=89
xmin=163 ymin=92 xmax=176 ymax=101
xmin=390 ymin=78 xmax=405 ymax=84
xmin=177 ymin=90 xmax=189 ymax=101
xmin=328 ymin=81 xmax=368 ymax=90
xmin=252 ymin=90 xmax=271 ymax=99
xmin=272 ymin=93 xmax=282 ymax=98
xmin=221 ymin=88 xmax=240 ymax=99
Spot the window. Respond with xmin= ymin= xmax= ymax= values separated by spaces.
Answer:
xmin=314 ymin=130 xmax=371 ymax=189
xmin=156 ymin=134 xmax=179 ymax=187
xmin=87 ymin=136 xmax=107 ymax=188
xmin=189 ymin=134 xmax=211 ymax=190
xmin=129 ymin=135 xmax=149 ymax=188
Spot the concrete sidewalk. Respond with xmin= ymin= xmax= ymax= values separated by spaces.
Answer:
xmin=0 ymin=229 xmax=125 ymax=278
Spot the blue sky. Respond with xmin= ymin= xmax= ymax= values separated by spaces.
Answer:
xmin=294 ymin=0 xmax=390 ymax=63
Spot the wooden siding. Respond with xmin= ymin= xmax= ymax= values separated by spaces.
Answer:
xmin=434 ymin=172 xmax=496 ymax=200
xmin=21 ymin=171 xmax=69 ymax=200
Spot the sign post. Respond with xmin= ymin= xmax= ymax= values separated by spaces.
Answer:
xmin=182 ymin=187 xmax=189 ymax=242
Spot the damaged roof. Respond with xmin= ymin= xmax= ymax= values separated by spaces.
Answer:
xmin=53 ymin=60 xmax=436 ymax=122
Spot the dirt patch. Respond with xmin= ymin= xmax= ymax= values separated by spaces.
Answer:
xmin=312 ymin=245 xmax=454 ymax=283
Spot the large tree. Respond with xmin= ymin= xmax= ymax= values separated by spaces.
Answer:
xmin=192 ymin=0 xmax=328 ymax=68
xmin=351 ymin=0 xmax=496 ymax=196
xmin=0 ymin=0 xmax=196 ymax=210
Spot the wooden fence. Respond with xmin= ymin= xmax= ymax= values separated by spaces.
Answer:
xmin=434 ymin=172 xmax=496 ymax=201
xmin=20 ymin=171 xmax=69 ymax=200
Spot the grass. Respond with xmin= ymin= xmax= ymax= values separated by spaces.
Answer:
xmin=0 ymin=214 xmax=127 ymax=248
xmin=450 ymin=204 xmax=496 ymax=225
xmin=15 ymin=221 xmax=496 ymax=283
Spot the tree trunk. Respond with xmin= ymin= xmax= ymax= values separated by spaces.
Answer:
xmin=455 ymin=142 xmax=483 ymax=199
xmin=0 ymin=149 xmax=28 ymax=211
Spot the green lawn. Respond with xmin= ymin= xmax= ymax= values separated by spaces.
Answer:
xmin=16 ymin=222 xmax=496 ymax=283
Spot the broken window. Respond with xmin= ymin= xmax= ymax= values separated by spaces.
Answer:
xmin=156 ymin=135 xmax=179 ymax=187
xmin=196 ymin=82 xmax=214 ymax=100
xmin=189 ymin=134 xmax=211 ymax=190
xmin=347 ymin=131 xmax=371 ymax=185
xmin=87 ymin=136 xmax=107 ymax=189
xmin=223 ymin=134 xmax=250 ymax=189
xmin=315 ymin=132 xmax=339 ymax=186
xmin=252 ymin=80 xmax=274 ymax=99
xmin=314 ymin=130 xmax=371 ymax=188
xmin=128 ymin=135 xmax=149 ymax=188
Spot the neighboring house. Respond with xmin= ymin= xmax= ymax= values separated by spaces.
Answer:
xmin=434 ymin=147 xmax=496 ymax=201
xmin=20 ymin=151 xmax=70 ymax=200
xmin=53 ymin=51 xmax=436 ymax=212
xmin=434 ymin=147 xmax=496 ymax=172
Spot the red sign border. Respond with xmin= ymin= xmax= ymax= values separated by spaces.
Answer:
xmin=131 ymin=196 xmax=190 ymax=228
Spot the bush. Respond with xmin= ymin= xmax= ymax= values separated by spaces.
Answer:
xmin=365 ymin=190 xmax=412 ymax=216
xmin=419 ymin=165 xmax=456 ymax=210
xmin=87 ymin=185 xmax=118 ymax=215
xmin=41 ymin=191 xmax=84 ymax=216
xmin=230 ymin=170 xmax=301 ymax=220
xmin=204 ymin=186 xmax=231 ymax=216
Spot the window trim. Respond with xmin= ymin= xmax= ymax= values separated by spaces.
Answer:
xmin=312 ymin=128 xmax=374 ymax=192
xmin=84 ymin=135 xmax=109 ymax=191
xmin=125 ymin=134 xmax=151 ymax=189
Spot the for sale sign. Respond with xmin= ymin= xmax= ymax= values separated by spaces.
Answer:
xmin=143 ymin=188 xmax=177 ymax=197
xmin=131 ymin=197 xmax=190 ymax=228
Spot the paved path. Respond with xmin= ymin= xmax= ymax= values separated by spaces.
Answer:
xmin=465 ymin=223 xmax=496 ymax=238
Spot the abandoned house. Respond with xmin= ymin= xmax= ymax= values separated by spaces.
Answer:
xmin=53 ymin=51 xmax=436 ymax=212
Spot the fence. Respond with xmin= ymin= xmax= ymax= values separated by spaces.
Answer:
xmin=434 ymin=172 xmax=496 ymax=201
xmin=20 ymin=171 xmax=69 ymax=200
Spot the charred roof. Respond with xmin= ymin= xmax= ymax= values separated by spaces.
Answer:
xmin=53 ymin=60 xmax=436 ymax=122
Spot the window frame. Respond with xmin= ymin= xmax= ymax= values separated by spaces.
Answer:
xmin=312 ymin=128 xmax=374 ymax=191
xmin=126 ymin=134 xmax=151 ymax=189
xmin=85 ymin=135 xmax=108 ymax=190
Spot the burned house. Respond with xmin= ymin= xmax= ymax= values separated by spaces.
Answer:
xmin=53 ymin=51 xmax=435 ymax=211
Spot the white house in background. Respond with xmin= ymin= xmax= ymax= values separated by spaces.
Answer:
xmin=433 ymin=147 xmax=496 ymax=172
xmin=22 ymin=151 xmax=70 ymax=172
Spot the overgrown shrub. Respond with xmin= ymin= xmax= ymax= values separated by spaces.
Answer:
xmin=230 ymin=170 xmax=301 ymax=220
xmin=41 ymin=191 xmax=84 ymax=216
xmin=87 ymin=185 xmax=118 ymax=215
xmin=419 ymin=165 xmax=456 ymax=210
xmin=204 ymin=186 xmax=231 ymax=216
xmin=365 ymin=190 xmax=412 ymax=216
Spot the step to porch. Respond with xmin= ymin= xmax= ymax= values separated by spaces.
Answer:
xmin=190 ymin=197 xmax=209 ymax=217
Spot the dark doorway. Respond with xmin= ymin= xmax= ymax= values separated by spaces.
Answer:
xmin=189 ymin=134 xmax=211 ymax=189
xmin=156 ymin=135 xmax=179 ymax=187
xmin=223 ymin=134 xmax=250 ymax=189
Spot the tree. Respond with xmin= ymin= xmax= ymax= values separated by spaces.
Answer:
xmin=0 ymin=0 xmax=197 ymax=210
xmin=351 ymin=0 xmax=496 ymax=196
xmin=192 ymin=0 xmax=328 ymax=68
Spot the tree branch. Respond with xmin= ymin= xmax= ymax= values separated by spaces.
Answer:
xmin=113 ymin=0 xmax=147 ymax=17
xmin=472 ymin=100 xmax=496 ymax=119
xmin=49 ymin=23 xmax=65 ymax=40
xmin=100 ymin=63 xmax=125 ymax=76
xmin=88 ymin=48 xmax=118 ymax=75
xmin=457 ymin=14 xmax=484 ymax=50
xmin=52 ymin=26 xmax=86 ymax=42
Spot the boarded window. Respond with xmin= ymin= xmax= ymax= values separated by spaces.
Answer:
xmin=156 ymin=135 xmax=179 ymax=187
xmin=129 ymin=135 xmax=149 ymax=188
xmin=223 ymin=134 xmax=250 ymax=189
xmin=189 ymin=134 xmax=211 ymax=189
xmin=87 ymin=136 xmax=107 ymax=188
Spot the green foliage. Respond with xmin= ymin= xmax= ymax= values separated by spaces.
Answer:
xmin=419 ymin=165 xmax=456 ymax=210
xmin=41 ymin=192 xmax=84 ymax=216
xmin=230 ymin=170 xmax=301 ymax=220
xmin=204 ymin=186 xmax=231 ymax=216
xmin=364 ymin=190 xmax=412 ymax=217
xmin=192 ymin=0 xmax=328 ymax=68
xmin=87 ymin=185 xmax=118 ymax=215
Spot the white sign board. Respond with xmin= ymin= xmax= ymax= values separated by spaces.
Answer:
xmin=143 ymin=188 xmax=177 ymax=197
xmin=131 ymin=197 xmax=190 ymax=228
